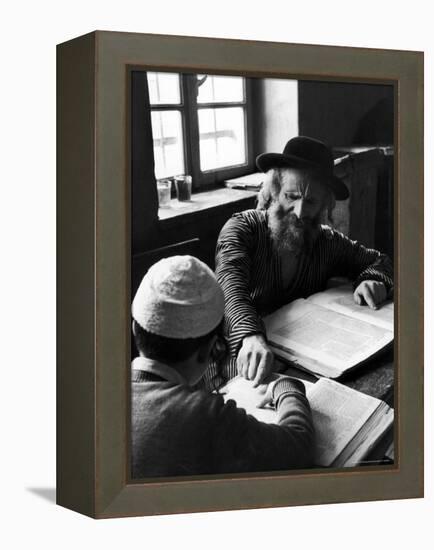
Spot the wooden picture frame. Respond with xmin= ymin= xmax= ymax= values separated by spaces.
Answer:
xmin=57 ymin=31 xmax=423 ymax=518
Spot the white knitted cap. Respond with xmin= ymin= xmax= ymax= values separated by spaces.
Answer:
xmin=132 ymin=255 xmax=225 ymax=339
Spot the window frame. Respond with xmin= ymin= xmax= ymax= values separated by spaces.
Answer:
xmin=148 ymin=72 xmax=255 ymax=192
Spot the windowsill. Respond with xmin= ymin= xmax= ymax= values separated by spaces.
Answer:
xmin=158 ymin=187 xmax=258 ymax=224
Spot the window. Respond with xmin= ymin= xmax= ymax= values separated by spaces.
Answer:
xmin=147 ymin=72 xmax=254 ymax=191
xmin=148 ymin=72 xmax=185 ymax=180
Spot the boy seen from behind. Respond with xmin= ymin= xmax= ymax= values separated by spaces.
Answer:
xmin=131 ymin=255 xmax=314 ymax=478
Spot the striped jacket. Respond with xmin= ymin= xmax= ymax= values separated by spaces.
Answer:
xmin=206 ymin=209 xmax=393 ymax=388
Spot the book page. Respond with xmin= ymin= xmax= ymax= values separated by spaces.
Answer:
xmin=264 ymin=301 xmax=393 ymax=374
xmin=306 ymin=378 xmax=379 ymax=466
xmin=220 ymin=376 xmax=276 ymax=423
xmin=308 ymin=284 xmax=394 ymax=331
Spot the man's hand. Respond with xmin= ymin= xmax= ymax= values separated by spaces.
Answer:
xmin=353 ymin=280 xmax=387 ymax=309
xmin=236 ymin=334 xmax=274 ymax=386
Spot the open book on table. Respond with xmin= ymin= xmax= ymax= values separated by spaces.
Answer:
xmin=263 ymin=284 xmax=394 ymax=378
xmin=221 ymin=375 xmax=394 ymax=468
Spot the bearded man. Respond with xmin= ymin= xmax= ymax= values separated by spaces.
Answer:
xmin=209 ymin=136 xmax=393 ymax=389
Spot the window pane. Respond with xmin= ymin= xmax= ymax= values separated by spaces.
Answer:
xmin=198 ymin=107 xmax=246 ymax=171
xmin=148 ymin=72 xmax=181 ymax=105
xmin=151 ymin=110 xmax=184 ymax=179
xmin=197 ymin=75 xmax=244 ymax=104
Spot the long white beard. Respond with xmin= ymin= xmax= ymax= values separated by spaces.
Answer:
xmin=267 ymin=202 xmax=320 ymax=256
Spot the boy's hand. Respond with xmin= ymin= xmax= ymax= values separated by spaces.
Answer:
xmin=256 ymin=374 xmax=286 ymax=409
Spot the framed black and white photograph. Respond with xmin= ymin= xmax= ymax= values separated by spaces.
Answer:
xmin=57 ymin=31 xmax=423 ymax=518
xmin=130 ymin=68 xmax=395 ymax=477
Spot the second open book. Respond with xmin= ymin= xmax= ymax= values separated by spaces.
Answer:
xmin=221 ymin=375 xmax=394 ymax=468
xmin=263 ymin=284 xmax=394 ymax=378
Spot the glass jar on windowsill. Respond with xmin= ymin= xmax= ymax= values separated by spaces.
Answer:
xmin=174 ymin=175 xmax=192 ymax=202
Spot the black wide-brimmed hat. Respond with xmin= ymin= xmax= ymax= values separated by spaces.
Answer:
xmin=256 ymin=136 xmax=349 ymax=200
